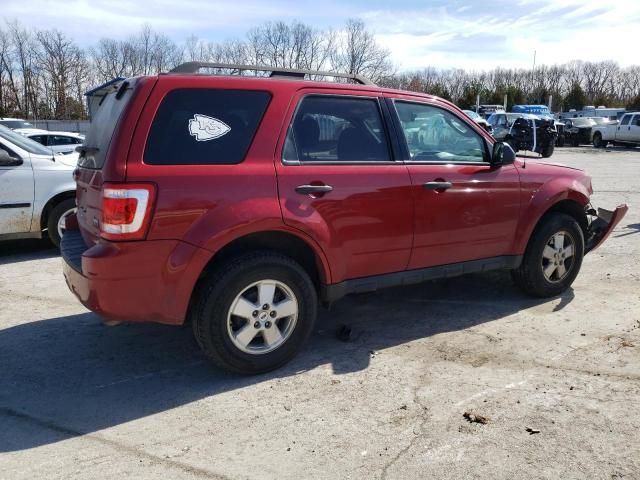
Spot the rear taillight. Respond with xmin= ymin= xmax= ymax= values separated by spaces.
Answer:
xmin=100 ymin=183 xmax=156 ymax=241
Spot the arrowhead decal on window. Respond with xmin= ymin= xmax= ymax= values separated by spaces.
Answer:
xmin=188 ymin=114 xmax=231 ymax=141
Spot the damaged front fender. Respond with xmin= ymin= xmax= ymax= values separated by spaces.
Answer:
xmin=585 ymin=204 xmax=629 ymax=253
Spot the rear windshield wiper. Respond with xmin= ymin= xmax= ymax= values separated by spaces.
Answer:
xmin=76 ymin=146 xmax=100 ymax=155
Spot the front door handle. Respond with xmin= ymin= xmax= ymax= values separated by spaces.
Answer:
xmin=295 ymin=184 xmax=333 ymax=195
xmin=423 ymin=181 xmax=452 ymax=190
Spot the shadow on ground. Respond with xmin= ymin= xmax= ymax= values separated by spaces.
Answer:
xmin=615 ymin=223 xmax=640 ymax=238
xmin=0 ymin=268 xmax=573 ymax=453
xmin=0 ymin=238 xmax=57 ymax=265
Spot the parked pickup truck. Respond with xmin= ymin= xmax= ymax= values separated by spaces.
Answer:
xmin=592 ymin=112 xmax=640 ymax=148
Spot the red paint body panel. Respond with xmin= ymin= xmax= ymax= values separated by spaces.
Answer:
xmin=512 ymin=159 xmax=593 ymax=253
xmin=63 ymin=237 xmax=211 ymax=324
xmin=62 ymin=73 xmax=625 ymax=326
xmin=406 ymin=163 xmax=521 ymax=268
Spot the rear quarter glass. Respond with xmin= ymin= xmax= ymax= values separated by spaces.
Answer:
xmin=143 ymin=89 xmax=271 ymax=165
xmin=78 ymin=79 xmax=137 ymax=169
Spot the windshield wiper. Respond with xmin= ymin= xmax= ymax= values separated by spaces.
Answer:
xmin=76 ymin=146 xmax=100 ymax=155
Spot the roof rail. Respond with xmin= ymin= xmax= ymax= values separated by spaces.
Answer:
xmin=168 ymin=62 xmax=375 ymax=86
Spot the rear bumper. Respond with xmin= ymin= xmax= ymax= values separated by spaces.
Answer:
xmin=585 ymin=204 xmax=629 ymax=253
xmin=61 ymin=229 xmax=211 ymax=325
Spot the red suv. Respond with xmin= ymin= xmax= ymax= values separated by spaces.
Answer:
xmin=62 ymin=63 xmax=627 ymax=374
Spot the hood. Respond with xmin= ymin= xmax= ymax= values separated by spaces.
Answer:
xmin=30 ymin=152 xmax=78 ymax=169
xmin=56 ymin=151 xmax=79 ymax=167
xmin=524 ymin=158 xmax=584 ymax=172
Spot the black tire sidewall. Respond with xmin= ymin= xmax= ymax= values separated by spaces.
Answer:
xmin=593 ymin=133 xmax=602 ymax=148
xmin=47 ymin=198 xmax=76 ymax=248
xmin=195 ymin=254 xmax=317 ymax=374
xmin=520 ymin=213 xmax=584 ymax=297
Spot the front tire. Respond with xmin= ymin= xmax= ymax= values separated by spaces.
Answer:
xmin=191 ymin=251 xmax=318 ymax=374
xmin=512 ymin=213 xmax=584 ymax=298
xmin=541 ymin=143 xmax=555 ymax=158
xmin=593 ymin=132 xmax=604 ymax=148
xmin=47 ymin=198 xmax=76 ymax=248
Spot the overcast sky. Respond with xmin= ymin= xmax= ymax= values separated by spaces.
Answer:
xmin=4 ymin=0 xmax=639 ymax=70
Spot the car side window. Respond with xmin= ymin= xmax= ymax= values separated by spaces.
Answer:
xmin=620 ymin=115 xmax=631 ymax=126
xmin=30 ymin=135 xmax=46 ymax=145
xmin=394 ymin=101 xmax=487 ymax=163
xmin=51 ymin=136 xmax=76 ymax=145
xmin=633 ymin=115 xmax=640 ymax=126
xmin=283 ymin=96 xmax=391 ymax=163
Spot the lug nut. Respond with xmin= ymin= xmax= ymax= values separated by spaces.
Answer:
xmin=270 ymin=311 xmax=277 ymax=317
xmin=252 ymin=310 xmax=259 ymax=317
xmin=264 ymin=321 xmax=272 ymax=328
xmin=254 ymin=321 xmax=260 ymax=328
xmin=262 ymin=304 xmax=269 ymax=310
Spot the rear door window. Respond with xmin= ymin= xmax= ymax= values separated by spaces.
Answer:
xmin=144 ymin=89 xmax=271 ymax=165
xmin=50 ymin=135 xmax=76 ymax=145
xmin=283 ymin=95 xmax=391 ymax=163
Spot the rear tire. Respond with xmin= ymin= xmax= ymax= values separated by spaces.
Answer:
xmin=47 ymin=198 xmax=76 ymax=248
xmin=191 ymin=251 xmax=317 ymax=374
xmin=511 ymin=213 xmax=584 ymax=298
xmin=541 ymin=143 xmax=554 ymax=158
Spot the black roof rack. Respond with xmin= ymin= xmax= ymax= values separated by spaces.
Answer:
xmin=168 ymin=62 xmax=375 ymax=86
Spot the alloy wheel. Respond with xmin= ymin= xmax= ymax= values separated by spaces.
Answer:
xmin=226 ymin=280 xmax=298 ymax=355
xmin=541 ymin=230 xmax=576 ymax=283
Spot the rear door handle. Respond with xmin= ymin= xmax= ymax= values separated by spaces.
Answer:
xmin=423 ymin=181 xmax=452 ymax=190
xmin=295 ymin=185 xmax=333 ymax=195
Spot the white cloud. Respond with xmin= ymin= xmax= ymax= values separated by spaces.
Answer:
xmin=1 ymin=0 xmax=638 ymax=70
xmin=365 ymin=0 xmax=640 ymax=70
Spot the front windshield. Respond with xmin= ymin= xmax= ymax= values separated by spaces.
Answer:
xmin=463 ymin=110 xmax=480 ymax=120
xmin=0 ymin=125 xmax=53 ymax=155
xmin=572 ymin=118 xmax=596 ymax=127
xmin=0 ymin=120 xmax=34 ymax=129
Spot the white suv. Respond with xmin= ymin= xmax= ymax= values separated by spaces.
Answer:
xmin=0 ymin=125 xmax=77 ymax=247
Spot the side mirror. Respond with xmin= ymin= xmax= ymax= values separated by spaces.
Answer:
xmin=491 ymin=142 xmax=515 ymax=167
xmin=0 ymin=149 xmax=22 ymax=167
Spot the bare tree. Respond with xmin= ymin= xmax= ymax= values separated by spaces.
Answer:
xmin=332 ymin=19 xmax=394 ymax=83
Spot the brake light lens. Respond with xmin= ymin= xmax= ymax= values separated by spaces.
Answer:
xmin=101 ymin=183 xmax=156 ymax=241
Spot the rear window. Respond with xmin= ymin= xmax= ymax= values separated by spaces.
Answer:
xmin=79 ymin=80 xmax=135 ymax=169
xmin=144 ymin=89 xmax=271 ymax=165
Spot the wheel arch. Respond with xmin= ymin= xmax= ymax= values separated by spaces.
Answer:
xmin=185 ymin=229 xmax=331 ymax=324
xmin=515 ymin=189 xmax=589 ymax=254
xmin=40 ymin=190 xmax=76 ymax=232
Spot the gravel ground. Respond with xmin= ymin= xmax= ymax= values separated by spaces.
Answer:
xmin=1 ymin=147 xmax=639 ymax=480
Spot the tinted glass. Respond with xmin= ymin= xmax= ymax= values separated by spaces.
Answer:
xmin=79 ymin=80 xmax=135 ymax=169
xmin=145 ymin=89 xmax=271 ymax=165
xmin=50 ymin=135 xmax=77 ymax=145
xmin=633 ymin=115 xmax=640 ymax=126
xmin=620 ymin=115 xmax=631 ymax=126
xmin=395 ymin=102 xmax=486 ymax=162
xmin=30 ymin=135 xmax=46 ymax=145
xmin=284 ymin=96 xmax=390 ymax=163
